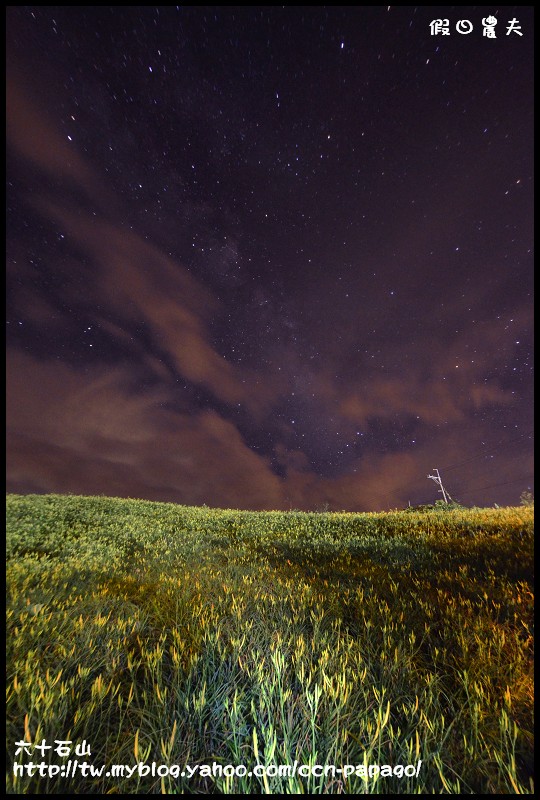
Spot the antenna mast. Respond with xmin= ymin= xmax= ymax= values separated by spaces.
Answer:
xmin=427 ymin=468 xmax=449 ymax=503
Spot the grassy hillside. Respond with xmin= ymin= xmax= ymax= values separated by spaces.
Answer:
xmin=6 ymin=494 xmax=534 ymax=794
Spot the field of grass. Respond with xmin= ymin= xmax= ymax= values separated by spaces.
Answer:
xmin=6 ymin=493 xmax=534 ymax=794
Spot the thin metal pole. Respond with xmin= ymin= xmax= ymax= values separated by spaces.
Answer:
xmin=427 ymin=468 xmax=449 ymax=503
xmin=435 ymin=469 xmax=448 ymax=503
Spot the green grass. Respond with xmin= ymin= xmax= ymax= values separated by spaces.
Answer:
xmin=6 ymin=493 xmax=534 ymax=794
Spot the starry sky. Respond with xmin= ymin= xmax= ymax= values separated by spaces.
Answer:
xmin=6 ymin=6 xmax=534 ymax=511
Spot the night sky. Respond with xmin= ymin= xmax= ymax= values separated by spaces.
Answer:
xmin=6 ymin=6 xmax=534 ymax=511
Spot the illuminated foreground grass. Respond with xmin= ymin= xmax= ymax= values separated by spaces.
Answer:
xmin=6 ymin=494 xmax=534 ymax=794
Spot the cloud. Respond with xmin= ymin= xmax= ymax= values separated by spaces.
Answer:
xmin=3 ymin=351 xmax=432 ymax=511
xmin=339 ymin=375 xmax=513 ymax=428
xmin=6 ymin=349 xmax=531 ymax=511
xmin=6 ymin=61 xmax=284 ymax=417
xmin=6 ymin=351 xmax=286 ymax=509
xmin=6 ymin=65 xmax=110 ymax=205
xmin=33 ymin=200 xmax=284 ymax=416
xmin=6 ymin=58 xmax=289 ymax=505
